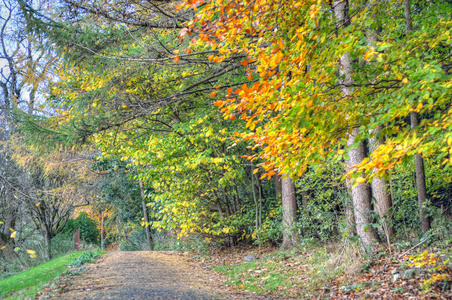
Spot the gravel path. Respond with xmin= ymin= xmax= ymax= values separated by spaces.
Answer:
xmin=54 ymin=251 xmax=271 ymax=300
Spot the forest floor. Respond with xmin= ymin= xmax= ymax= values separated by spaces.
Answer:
xmin=199 ymin=242 xmax=452 ymax=299
xmin=45 ymin=251 xmax=280 ymax=300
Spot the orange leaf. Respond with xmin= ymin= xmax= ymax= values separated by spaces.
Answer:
xmin=229 ymin=115 xmax=236 ymax=121
xmin=214 ymin=100 xmax=224 ymax=108
xmin=174 ymin=55 xmax=180 ymax=63
xmin=210 ymin=91 xmax=217 ymax=97
xmin=241 ymin=60 xmax=249 ymax=66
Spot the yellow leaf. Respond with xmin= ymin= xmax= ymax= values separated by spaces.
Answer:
xmin=26 ymin=249 xmax=35 ymax=255
xmin=355 ymin=177 xmax=366 ymax=185
xmin=1 ymin=246 xmax=6 ymax=250
xmin=36 ymin=202 xmax=40 ymax=207
xmin=10 ymin=231 xmax=16 ymax=238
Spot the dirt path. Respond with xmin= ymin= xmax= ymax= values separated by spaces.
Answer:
xmin=54 ymin=251 xmax=272 ymax=300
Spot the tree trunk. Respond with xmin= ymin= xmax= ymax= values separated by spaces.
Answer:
xmin=281 ymin=175 xmax=299 ymax=249
xmin=365 ymin=3 xmax=394 ymax=241
xmin=410 ymin=112 xmax=431 ymax=233
xmin=404 ymin=0 xmax=431 ymax=234
xmin=369 ymin=127 xmax=395 ymax=240
xmin=347 ymin=132 xmax=379 ymax=252
xmin=139 ymin=180 xmax=154 ymax=250
xmin=344 ymin=179 xmax=358 ymax=236
xmin=44 ymin=229 xmax=52 ymax=260
xmin=334 ymin=0 xmax=378 ymax=252
xmin=101 ymin=212 xmax=105 ymax=251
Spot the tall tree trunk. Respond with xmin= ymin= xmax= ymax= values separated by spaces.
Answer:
xmin=281 ymin=175 xmax=299 ymax=249
xmin=344 ymin=179 xmax=358 ymax=236
xmin=101 ymin=211 xmax=105 ymax=251
xmin=365 ymin=3 xmax=395 ymax=241
xmin=404 ymin=0 xmax=431 ymax=234
xmin=347 ymin=132 xmax=379 ymax=251
xmin=139 ymin=180 xmax=154 ymax=250
xmin=334 ymin=0 xmax=378 ymax=252
xmin=251 ymin=170 xmax=260 ymax=243
xmin=369 ymin=127 xmax=395 ymax=240
xmin=410 ymin=113 xmax=431 ymax=233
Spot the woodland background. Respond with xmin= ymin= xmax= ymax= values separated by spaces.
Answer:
xmin=0 ymin=0 xmax=451 ymax=297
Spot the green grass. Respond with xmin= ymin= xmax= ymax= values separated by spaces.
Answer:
xmin=0 ymin=251 xmax=85 ymax=299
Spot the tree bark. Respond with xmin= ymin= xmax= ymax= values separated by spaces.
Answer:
xmin=139 ymin=180 xmax=154 ymax=250
xmin=369 ymin=127 xmax=395 ymax=240
xmin=334 ymin=0 xmax=378 ymax=252
xmin=281 ymin=175 xmax=299 ymax=249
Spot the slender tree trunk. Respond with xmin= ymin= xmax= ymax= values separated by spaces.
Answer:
xmin=251 ymin=170 xmax=260 ymax=243
xmin=404 ymin=0 xmax=431 ymax=234
xmin=281 ymin=175 xmax=299 ymax=249
xmin=256 ymin=174 xmax=263 ymax=232
xmin=139 ymin=180 xmax=154 ymax=250
xmin=334 ymin=0 xmax=378 ymax=252
xmin=101 ymin=211 xmax=105 ymax=251
xmin=410 ymin=113 xmax=431 ymax=233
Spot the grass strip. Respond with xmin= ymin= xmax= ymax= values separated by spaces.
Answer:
xmin=0 ymin=251 xmax=86 ymax=299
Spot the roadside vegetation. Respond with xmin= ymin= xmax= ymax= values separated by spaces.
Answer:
xmin=0 ymin=250 xmax=103 ymax=299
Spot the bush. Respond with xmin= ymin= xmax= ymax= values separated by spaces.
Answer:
xmin=119 ymin=228 xmax=149 ymax=251
xmin=61 ymin=212 xmax=100 ymax=245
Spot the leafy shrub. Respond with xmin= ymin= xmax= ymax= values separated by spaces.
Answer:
xmin=119 ymin=228 xmax=149 ymax=251
xmin=69 ymin=250 xmax=103 ymax=267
